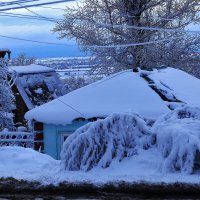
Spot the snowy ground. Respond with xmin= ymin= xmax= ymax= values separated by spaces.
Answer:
xmin=2 ymin=68 xmax=200 ymax=188
xmin=1 ymin=146 xmax=200 ymax=186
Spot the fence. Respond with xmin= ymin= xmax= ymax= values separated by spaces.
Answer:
xmin=0 ymin=131 xmax=34 ymax=148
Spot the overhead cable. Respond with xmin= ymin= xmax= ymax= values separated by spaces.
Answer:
xmin=0 ymin=34 xmax=74 ymax=46
xmin=85 ymin=37 xmax=179 ymax=48
xmin=0 ymin=34 xmax=180 ymax=48
xmin=0 ymin=0 xmax=72 ymax=12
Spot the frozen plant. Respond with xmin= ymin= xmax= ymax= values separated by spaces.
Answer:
xmin=61 ymin=113 xmax=155 ymax=171
xmin=0 ymin=59 xmax=15 ymax=131
xmin=153 ymin=106 xmax=200 ymax=174
xmin=10 ymin=53 xmax=35 ymax=66
xmin=54 ymin=0 xmax=200 ymax=73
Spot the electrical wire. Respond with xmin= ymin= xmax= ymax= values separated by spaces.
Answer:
xmin=123 ymin=15 xmax=192 ymax=23
xmin=74 ymin=20 xmax=200 ymax=35
xmin=0 ymin=0 xmax=41 ymax=7
xmin=0 ymin=0 xmax=73 ymax=12
xmin=0 ymin=34 xmax=75 ymax=46
xmin=0 ymin=12 xmax=60 ymax=21
xmin=0 ymin=34 xmax=181 ymax=48
xmin=85 ymin=37 xmax=179 ymax=48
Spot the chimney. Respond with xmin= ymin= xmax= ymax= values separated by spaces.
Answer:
xmin=0 ymin=49 xmax=11 ymax=59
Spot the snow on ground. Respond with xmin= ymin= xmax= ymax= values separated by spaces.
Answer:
xmin=1 ymin=146 xmax=200 ymax=186
xmin=2 ymin=107 xmax=200 ymax=185
xmin=0 ymin=146 xmax=59 ymax=184
xmin=2 ymin=68 xmax=200 ymax=185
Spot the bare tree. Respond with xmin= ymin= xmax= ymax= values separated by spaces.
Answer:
xmin=11 ymin=53 xmax=35 ymax=66
xmin=54 ymin=0 xmax=200 ymax=74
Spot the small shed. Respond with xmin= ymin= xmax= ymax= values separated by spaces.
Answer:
xmin=9 ymin=64 xmax=66 ymax=126
xmin=25 ymin=70 xmax=172 ymax=159
xmin=25 ymin=68 xmax=200 ymax=159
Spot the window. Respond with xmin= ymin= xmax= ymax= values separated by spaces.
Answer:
xmin=60 ymin=132 xmax=72 ymax=146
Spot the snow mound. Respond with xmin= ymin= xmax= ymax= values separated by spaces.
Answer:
xmin=0 ymin=146 xmax=59 ymax=183
xmin=153 ymin=106 xmax=200 ymax=174
xmin=61 ymin=113 xmax=155 ymax=171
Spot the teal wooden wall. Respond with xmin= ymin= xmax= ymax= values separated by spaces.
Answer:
xmin=43 ymin=121 xmax=89 ymax=159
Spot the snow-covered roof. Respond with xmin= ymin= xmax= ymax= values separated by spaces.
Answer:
xmin=10 ymin=64 xmax=66 ymax=110
xmin=9 ymin=64 xmax=55 ymax=75
xmin=25 ymin=70 xmax=170 ymax=125
xmin=147 ymin=68 xmax=200 ymax=108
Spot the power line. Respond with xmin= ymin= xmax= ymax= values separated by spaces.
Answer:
xmin=0 ymin=12 xmax=60 ymax=22
xmin=0 ymin=0 xmax=67 ymax=11
xmin=125 ymin=15 xmax=191 ymax=23
xmin=0 ymin=34 xmax=75 ymax=46
xmin=1 ymin=10 xmax=199 ymax=35
xmin=0 ymin=0 xmax=41 ymax=7
xmin=1 ymin=9 xmax=199 ymax=35
xmin=0 ymin=33 xmax=180 ymax=48
xmin=86 ymin=37 xmax=179 ymax=48
xmin=0 ymin=0 xmax=73 ymax=12
xmin=74 ymin=20 xmax=200 ymax=35
xmin=39 ymin=5 xmax=66 ymax=10
xmin=6 ymin=0 xmax=61 ymax=22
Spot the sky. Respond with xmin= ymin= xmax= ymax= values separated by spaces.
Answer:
xmin=1 ymin=1 xmax=200 ymax=59
xmin=0 ymin=0 xmax=85 ymax=58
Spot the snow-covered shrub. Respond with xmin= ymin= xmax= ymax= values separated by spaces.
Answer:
xmin=153 ymin=106 xmax=200 ymax=174
xmin=0 ymin=59 xmax=15 ymax=131
xmin=61 ymin=113 xmax=155 ymax=171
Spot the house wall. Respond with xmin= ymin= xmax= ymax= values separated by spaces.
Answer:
xmin=43 ymin=120 xmax=89 ymax=159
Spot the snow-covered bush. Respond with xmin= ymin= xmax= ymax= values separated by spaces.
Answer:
xmin=153 ymin=106 xmax=200 ymax=174
xmin=61 ymin=113 xmax=155 ymax=171
xmin=0 ymin=59 xmax=15 ymax=131
xmin=10 ymin=53 xmax=35 ymax=66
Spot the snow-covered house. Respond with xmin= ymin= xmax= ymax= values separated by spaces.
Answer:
xmin=9 ymin=64 xmax=66 ymax=127
xmin=25 ymin=68 xmax=200 ymax=159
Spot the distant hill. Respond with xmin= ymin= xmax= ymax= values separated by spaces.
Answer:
xmin=36 ymin=57 xmax=97 ymax=70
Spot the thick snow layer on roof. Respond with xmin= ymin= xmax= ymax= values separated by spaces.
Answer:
xmin=9 ymin=64 xmax=55 ymax=74
xmin=25 ymin=70 xmax=169 ymax=125
xmin=148 ymin=68 xmax=200 ymax=107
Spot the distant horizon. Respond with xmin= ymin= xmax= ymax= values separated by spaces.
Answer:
xmin=8 ymin=45 xmax=87 ymax=59
xmin=0 ymin=1 xmax=82 ymax=59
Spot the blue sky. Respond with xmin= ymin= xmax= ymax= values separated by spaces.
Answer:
xmin=1 ymin=1 xmax=200 ymax=59
xmin=0 ymin=0 xmax=85 ymax=58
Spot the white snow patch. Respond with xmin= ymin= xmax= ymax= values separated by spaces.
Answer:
xmin=9 ymin=64 xmax=55 ymax=74
xmin=0 ymin=146 xmax=60 ymax=184
xmin=148 ymin=67 xmax=200 ymax=107
xmin=2 ymin=145 xmax=200 ymax=185
xmin=25 ymin=70 xmax=169 ymax=125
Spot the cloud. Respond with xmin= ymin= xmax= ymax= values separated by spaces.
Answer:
xmin=0 ymin=0 xmax=82 ymax=57
xmin=0 ymin=23 xmax=53 ymax=35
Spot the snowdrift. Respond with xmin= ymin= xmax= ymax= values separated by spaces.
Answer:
xmin=153 ymin=106 xmax=200 ymax=174
xmin=61 ymin=113 xmax=155 ymax=171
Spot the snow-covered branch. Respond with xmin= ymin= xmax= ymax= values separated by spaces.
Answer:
xmin=61 ymin=113 xmax=155 ymax=171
